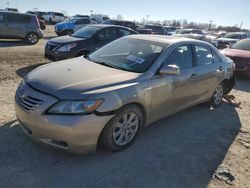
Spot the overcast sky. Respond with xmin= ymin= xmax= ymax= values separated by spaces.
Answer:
xmin=0 ymin=0 xmax=249 ymax=29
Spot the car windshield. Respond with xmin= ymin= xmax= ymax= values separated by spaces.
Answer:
xmin=231 ymin=40 xmax=250 ymax=51
xmin=224 ymin=33 xmax=243 ymax=39
xmin=72 ymin=26 xmax=99 ymax=38
xmin=88 ymin=37 xmax=168 ymax=73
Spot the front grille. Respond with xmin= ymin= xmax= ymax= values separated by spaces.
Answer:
xmin=19 ymin=93 xmax=45 ymax=112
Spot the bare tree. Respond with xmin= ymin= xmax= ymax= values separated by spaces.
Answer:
xmin=116 ymin=14 xmax=123 ymax=21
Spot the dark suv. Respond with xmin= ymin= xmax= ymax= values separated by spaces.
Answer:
xmin=0 ymin=11 xmax=43 ymax=44
xmin=45 ymin=24 xmax=138 ymax=61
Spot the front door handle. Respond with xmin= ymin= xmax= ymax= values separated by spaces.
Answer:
xmin=217 ymin=66 xmax=223 ymax=72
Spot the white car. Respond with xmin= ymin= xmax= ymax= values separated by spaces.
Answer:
xmin=43 ymin=12 xmax=65 ymax=23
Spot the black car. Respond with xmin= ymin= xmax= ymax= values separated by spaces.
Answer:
xmin=103 ymin=20 xmax=136 ymax=30
xmin=144 ymin=24 xmax=165 ymax=35
xmin=45 ymin=24 xmax=138 ymax=61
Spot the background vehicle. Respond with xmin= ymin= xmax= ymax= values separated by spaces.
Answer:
xmin=175 ymin=29 xmax=204 ymax=35
xmin=216 ymin=32 xmax=250 ymax=49
xmin=55 ymin=18 xmax=91 ymax=36
xmin=221 ymin=39 xmax=250 ymax=77
xmin=137 ymin=29 xmax=153 ymax=34
xmin=0 ymin=11 xmax=43 ymax=44
xmin=163 ymin=26 xmax=178 ymax=35
xmin=90 ymin=14 xmax=109 ymax=23
xmin=42 ymin=12 xmax=65 ymax=23
xmin=16 ymin=35 xmax=235 ymax=154
xmin=103 ymin=19 xmax=136 ymax=30
xmin=45 ymin=24 xmax=138 ymax=61
xmin=4 ymin=8 xmax=18 ymax=12
xmin=26 ymin=11 xmax=46 ymax=30
xmin=177 ymin=33 xmax=218 ymax=47
xmin=144 ymin=24 xmax=165 ymax=35
xmin=73 ymin=14 xmax=90 ymax=19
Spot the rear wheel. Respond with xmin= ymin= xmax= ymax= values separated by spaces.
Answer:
xmin=25 ymin=33 xmax=39 ymax=45
xmin=209 ymin=83 xmax=224 ymax=107
xmin=99 ymin=105 xmax=143 ymax=152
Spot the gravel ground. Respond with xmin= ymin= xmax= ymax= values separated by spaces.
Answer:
xmin=0 ymin=26 xmax=249 ymax=188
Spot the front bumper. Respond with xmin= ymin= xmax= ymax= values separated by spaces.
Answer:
xmin=15 ymin=83 xmax=114 ymax=154
xmin=45 ymin=44 xmax=75 ymax=61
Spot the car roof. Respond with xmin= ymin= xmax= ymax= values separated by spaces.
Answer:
xmin=0 ymin=11 xmax=35 ymax=17
xmin=89 ymin=24 xmax=135 ymax=30
xmin=126 ymin=34 xmax=203 ymax=44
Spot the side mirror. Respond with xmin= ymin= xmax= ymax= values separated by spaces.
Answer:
xmin=159 ymin=64 xmax=180 ymax=76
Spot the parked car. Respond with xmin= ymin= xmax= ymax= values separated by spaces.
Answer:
xmin=137 ymin=29 xmax=153 ymax=34
xmin=175 ymin=29 xmax=204 ymax=35
xmin=163 ymin=26 xmax=178 ymax=35
xmin=144 ymin=24 xmax=165 ymax=35
xmin=221 ymin=39 xmax=250 ymax=77
xmin=26 ymin=11 xmax=46 ymax=30
xmin=42 ymin=12 xmax=65 ymax=23
xmin=55 ymin=18 xmax=91 ymax=36
xmin=216 ymin=32 xmax=250 ymax=49
xmin=73 ymin=14 xmax=90 ymax=19
xmin=4 ymin=8 xmax=18 ymax=12
xmin=0 ymin=11 xmax=43 ymax=44
xmin=103 ymin=19 xmax=136 ymax=30
xmin=45 ymin=24 xmax=138 ymax=61
xmin=16 ymin=35 xmax=235 ymax=154
xmin=177 ymin=33 xmax=218 ymax=47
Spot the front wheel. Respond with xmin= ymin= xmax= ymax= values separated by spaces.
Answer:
xmin=25 ymin=33 xmax=39 ymax=45
xmin=99 ymin=105 xmax=143 ymax=152
xmin=209 ymin=83 xmax=224 ymax=107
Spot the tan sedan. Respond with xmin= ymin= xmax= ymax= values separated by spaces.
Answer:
xmin=15 ymin=35 xmax=235 ymax=154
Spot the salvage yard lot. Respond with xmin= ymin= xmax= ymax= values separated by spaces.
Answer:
xmin=0 ymin=26 xmax=249 ymax=188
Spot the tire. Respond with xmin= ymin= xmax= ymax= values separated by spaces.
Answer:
xmin=99 ymin=105 xmax=144 ymax=152
xmin=209 ymin=83 xmax=225 ymax=107
xmin=25 ymin=33 xmax=39 ymax=45
xmin=66 ymin=30 xmax=74 ymax=36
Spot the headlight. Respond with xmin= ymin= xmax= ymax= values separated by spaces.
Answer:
xmin=57 ymin=43 xmax=77 ymax=52
xmin=47 ymin=99 xmax=104 ymax=115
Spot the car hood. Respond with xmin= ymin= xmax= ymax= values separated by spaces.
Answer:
xmin=222 ymin=48 xmax=250 ymax=59
xmin=55 ymin=21 xmax=75 ymax=30
xmin=49 ymin=35 xmax=85 ymax=44
xmin=26 ymin=57 xmax=140 ymax=99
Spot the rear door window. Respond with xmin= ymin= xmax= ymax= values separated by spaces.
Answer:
xmin=195 ymin=45 xmax=213 ymax=66
xmin=98 ymin=28 xmax=118 ymax=41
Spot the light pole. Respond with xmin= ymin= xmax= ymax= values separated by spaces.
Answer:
xmin=6 ymin=2 xmax=10 ymax=8
xmin=146 ymin=15 xmax=149 ymax=24
xmin=90 ymin=10 xmax=94 ymax=15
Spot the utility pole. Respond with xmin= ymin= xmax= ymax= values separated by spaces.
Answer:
xmin=240 ymin=22 xmax=243 ymax=29
xmin=146 ymin=15 xmax=149 ymax=24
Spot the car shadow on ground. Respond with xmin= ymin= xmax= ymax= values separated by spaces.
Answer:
xmin=43 ymin=35 xmax=57 ymax=40
xmin=0 ymin=40 xmax=31 ymax=48
xmin=0 ymin=102 xmax=241 ymax=188
xmin=16 ymin=63 xmax=48 ymax=78
xmin=235 ymin=76 xmax=250 ymax=93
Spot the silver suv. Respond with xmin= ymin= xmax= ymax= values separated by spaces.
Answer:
xmin=0 ymin=11 xmax=43 ymax=44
